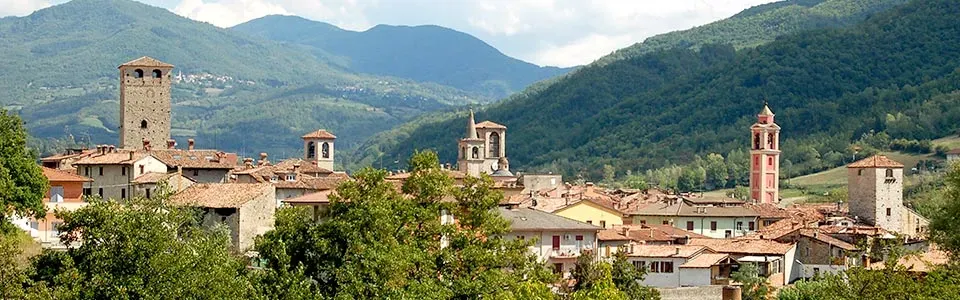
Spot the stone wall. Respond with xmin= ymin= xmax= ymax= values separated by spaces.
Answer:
xmin=848 ymin=167 xmax=903 ymax=233
xmin=657 ymin=286 xmax=723 ymax=300
xmin=238 ymin=185 xmax=277 ymax=251
xmin=119 ymin=66 xmax=173 ymax=149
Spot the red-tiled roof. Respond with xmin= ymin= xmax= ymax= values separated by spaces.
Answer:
xmin=72 ymin=151 xmax=151 ymax=165
xmin=847 ymin=155 xmax=904 ymax=168
xmin=41 ymin=167 xmax=92 ymax=182
xmin=150 ymin=149 xmax=237 ymax=169
xmin=169 ymin=183 xmax=273 ymax=208
xmin=301 ymin=129 xmax=337 ymax=139
xmin=475 ymin=121 xmax=506 ymax=129
xmin=680 ymin=253 xmax=730 ymax=268
xmin=630 ymin=245 xmax=709 ymax=258
xmin=745 ymin=203 xmax=792 ymax=219
xmin=273 ymin=159 xmax=333 ymax=174
xmin=282 ymin=190 xmax=334 ymax=204
xmin=598 ymin=229 xmax=633 ymax=241
xmin=41 ymin=149 xmax=97 ymax=162
xmin=119 ymin=56 xmax=173 ymax=68
xmin=689 ymin=238 xmax=794 ymax=255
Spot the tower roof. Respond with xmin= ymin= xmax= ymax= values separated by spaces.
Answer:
xmin=466 ymin=110 xmax=478 ymax=139
xmin=759 ymin=104 xmax=774 ymax=116
xmin=476 ymin=121 xmax=506 ymax=129
xmin=847 ymin=155 xmax=904 ymax=168
xmin=301 ymin=129 xmax=337 ymax=139
xmin=119 ymin=56 xmax=174 ymax=69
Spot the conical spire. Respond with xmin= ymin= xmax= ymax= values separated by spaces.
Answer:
xmin=759 ymin=102 xmax=774 ymax=116
xmin=466 ymin=110 xmax=478 ymax=139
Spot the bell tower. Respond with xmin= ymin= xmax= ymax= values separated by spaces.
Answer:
xmin=119 ymin=56 xmax=174 ymax=149
xmin=457 ymin=110 xmax=486 ymax=177
xmin=302 ymin=129 xmax=336 ymax=171
xmin=749 ymin=103 xmax=781 ymax=204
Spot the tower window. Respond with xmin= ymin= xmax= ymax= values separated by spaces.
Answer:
xmin=322 ymin=142 xmax=330 ymax=159
xmin=472 ymin=147 xmax=479 ymax=159
xmin=140 ymin=120 xmax=148 ymax=129
xmin=152 ymin=69 xmax=162 ymax=78
xmin=885 ymin=169 xmax=894 ymax=178
xmin=489 ymin=132 xmax=501 ymax=158
xmin=134 ymin=69 xmax=144 ymax=78
xmin=768 ymin=133 xmax=775 ymax=149
xmin=886 ymin=208 xmax=891 ymax=216
xmin=307 ymin=142 xmax=316 ymax=159
xmin=753 ymin=133 xmax=761 ymax=150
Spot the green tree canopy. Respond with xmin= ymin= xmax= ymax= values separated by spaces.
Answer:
xmin=0 ymin=110 xmax=47 ymax=227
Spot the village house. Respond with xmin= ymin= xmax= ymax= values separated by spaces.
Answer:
xmin=281 ymin=190 xmax=335 ymax=221
xmin=688 ymin=238 xmax=798 ymax=286
xmin=499 ymin=206 xmax=599 ymax=278
xmin=40 ymin=148 xmax=98 ymax=171
xmin=847 ymin=155 xmax=929 ymax=238
xmin=149 ymin=138 xmax=238 ymax=183
xmin=597 ymin=228 xmax=632 ymax=259
xmin=72 ymin=146 xmax=168 ymax=201
xmin=630 ymin=198 xmax=760 ymax=239
xmin=552 ymin=196 xmax=625 ymax=229
xmin=168 ymin=183 xmax=276 ymax=250
xmin=233 ymin=139 xmax=350 ymax=207
xmin=12 ymin=167 xmax=93 ymax=248
xmin=626 ymin=244 xmax=732 ymax=288
xmin=130 ymin=171 xmax=194 ymax=198
xmin=774 ymin=228 xmax=859 ymax=278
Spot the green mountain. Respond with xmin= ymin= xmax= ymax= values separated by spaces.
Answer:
xmin=231 ymin=15 xmax=572 ymax=98
xmin=0 ymin=0 xmax=509 ymax=160
xmin=351 ymin=0 xmax=952 ymax=179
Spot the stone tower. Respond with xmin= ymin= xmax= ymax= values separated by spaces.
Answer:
xmin=749 ymin=104 xmax=781 ymax=204
xmin=302 ymin=129 xmax=336 ymax=171
xmin=119 ymin=56 xmax=174 ymax=149
xmin=847 ymin=155 xmax=904 ymax=233
xmin=458 ymin=111 xmax=486 ymax=177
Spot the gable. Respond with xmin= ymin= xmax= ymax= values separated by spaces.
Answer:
xmin=554 ymin=200 xmax=622 ymax=216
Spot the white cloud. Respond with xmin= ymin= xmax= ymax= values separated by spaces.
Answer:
xmin=11 ymin=0 xmax=778 ymax=67
xmin=0 ymin=0 xmax=51 ymax=16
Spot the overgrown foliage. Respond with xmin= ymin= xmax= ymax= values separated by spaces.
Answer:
xmin=0 ymin=110 xmax=47 ymax=228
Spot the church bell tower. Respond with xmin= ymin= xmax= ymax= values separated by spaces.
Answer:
xmin=749 ymin=104 xmax=781 ymax=204
xmin=119 ymin=56 xmax=173 ymax=149
xmin=458 ymin=110 xmax=486 ymax=177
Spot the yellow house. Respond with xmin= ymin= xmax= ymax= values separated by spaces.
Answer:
xmin=552 ymin=199 xmax=625 ymax=229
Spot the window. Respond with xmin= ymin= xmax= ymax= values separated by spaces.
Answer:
xmin=736 ymin=222 xmax=743 ymax=231
xmin=98 ymin=188 xmax=103 ymax=197
xmin=633 ymin=261 xmax=646 ymax=270
xmin=725 ymin=230 xmax=732 ymax=238
xmin=146 ymin=188 xmax=151 ymax=199
xmin=322 ymin=142 xmax=330 ymax=159
xmin=649 ymin=261 xmax=660 ymax=273
xmin=662 ymin=220 xmax=669 ymax=225
xmin=858 ymin=169 xmax=863 ymax=176
xmin=307 ymin=142 xmax=316 ymax=159
xmin=139 ymin=165 xmax=145 ymax=175
xmin=553 ymin=263 xmax=563 ymax=274
xmin=661 ymin=261 xmax=674 ymax=273
xmin=30 ymin=221 xmax=38 ymax=230
xmin=753 ymin=133 xmax=761 ymax=149
xmin=885 ymin=169 xmax=894 ymax=178
xmin=886 ymin=208 xmax=891 ymax=216
xmin=140 ymin=120 xmax=147 ymax=129
xmin=575 ymin=235 xmax=583 ymax=241
xmin=84 ymin=167 xmax=90 ymax=176
xmin=686 ymin=221 xmax=694 ymax=231
xmin=270 ymin=176 xmax=278 ymax=182
xmin=710 ymin=221 xmax=718 ymax=231
xmin=768 ymin=157 xmax=774 ymax=166
xmin=134 ymin=69 xmax=144 ymax=78
xmin=152 ymin=69 xmax=162 ymax=78
xmin=517 ymin=235 xmax=524 ymax=240
xmin=99 ymin=167 xmax=104 ymax=176
xmin=49 ymin=186 xmax=64 ymax=203
xmin=586 ymin=220 xmax=593 ymax=225
xmin=749 ymin=221 xmax=756 ymax=231
xmin=286 ymin=174 xmax=296 ymax=181
xmin=768 ymin=133 xmax=775 ymax=149
xmin=472 ymin=147 xmax=479 ymax=159
xmin=640 ymin=220 xmax=646 ymax=225
xmin=121 ymin=188 xmax=126 ymax=199
xmin=461 ymin=147 xmax=466 ymax=159
xmin=552 ymin=236 xmax=561 ymax=250
xmin=49 ymin=222 xmax=62 ymax=238
xmin=83 ymin=188 xmax=91 ymax=197
xmin=489 ymin=132 xmax=500 ymax=157
xmin=600 ymin=220 xmax=607 ymax=228
xmin=121 ymin=166 xmax=126 ymax=176
xmin=193 ymin=169 xmax=199 ymax=177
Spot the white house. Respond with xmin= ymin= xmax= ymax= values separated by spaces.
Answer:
xmin=627 ymin=244 xmax=733 ymax=288
xmin=631 ymin=199 xmax=760 ymax=239
xmin=689 ymin=238 xmax=798 ymax=286
xmin=499 ymin=207 xmax=600 ymax=278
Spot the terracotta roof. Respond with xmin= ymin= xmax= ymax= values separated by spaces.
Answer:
xmin=41 ymin=167 xmax=92 ymax=182
xmin=150 ymin=149 xmax=237 ymax=169
xmin=598 ymin=229 xmax=633 ymax=241
xmin=746 ymin=203 xmax=792 ymax=219
xmin=272 ymin=159 xmax=334 ymax=174
xmin=847 ymin=155 xmax=904 ymax=168
xmin=119 ymin=56 xmax=173 ymax=68
xmin=385 ymin=169 xmax=466 ymax=181
xmin=618 ymin=224 xmax=709 ymax=243
xmin=282 ymin=190 xmax=334 ymax=204
xmin=799 ymin=229 xmax=857 ymax=251
xmin=867 ymin=247 xmax=949 ymax=273
xmin=72 ymin=151 xmax=151 ymax=165
xmin=680 ymin=253 xmax=730 ymax=268
xmin=41 ymin=149 xmax=97 ymax=162
xmin=759 ymin=104 xmax=774 ymax=116
xmin=169 ymin=183 xmax=274 ymax=208
xmin=476 ymin=121 xmax=506 ymax=129
xmin=682 ymin=196 xmax=746 ymax=206
xmin=688 ymin=238 xmax=794 ymax=255
xmin=301 ymin=129 xmax=337 ymax=139
xmin=634 ymin=201 xmax=759 ymax=217
xmin=630 ymin=245 xmax=709 ymax=258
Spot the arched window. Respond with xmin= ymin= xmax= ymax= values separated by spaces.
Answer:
xmin=461 ymin=147 xmax=466 ymax=159
xmin=885 ymin=169 xmax=894 ymax=178
xmin=134 ymin=69 xmax=144 ymax=78
xmin=753 ymin=133 xmax=761 ymax=150
xmin=307 ymin=142 xmax=316 ymax=159
xmin=140 ymin=120 xmax=147 ymax=129
xmin=489 ymin=132 xmax=500 ymax=158
xmin=472 ymin=147 xmax=479 ymax=159
xmin=768 ymin=133 xmax=775 ymax=149
xmin=322 ymin=142 xmax=330 ymax=159
xmin=152 ymin=69 xmax=162 ymax=78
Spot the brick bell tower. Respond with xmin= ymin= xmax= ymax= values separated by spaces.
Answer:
xmin=750 ymin=103 xmax=781 ymax=204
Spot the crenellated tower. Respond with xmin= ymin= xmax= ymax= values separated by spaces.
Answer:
xmin=749 ymin=104 xmax=781 ymax=204
xmin=119 ymin=56 xmax=173 ymax=149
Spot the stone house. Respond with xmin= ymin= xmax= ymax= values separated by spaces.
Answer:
xmin=233 ymin=157 xmax=348 ymax=207
xmin=498 ymin=206 xmax=599 ymax=278
xmin=848 ymin=155 xmax=904 ymax=233
xmin=169 ymin=183 xmax=276 ymax=250
xmin=40 ymin=148 xmax=98 ymax=172
xmin=72 ymin=146 xmax=168 ymax=201
xmin=149 ymin=140 xmax=238 ymax=183
xmin=130 ymin=172 xmax=195 ymax=198
xmin=774 ymin=228 xmax=858 ymax=279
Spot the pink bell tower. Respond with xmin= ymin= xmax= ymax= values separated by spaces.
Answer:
xmin=750 ymin=103 xmax=781 ymax=204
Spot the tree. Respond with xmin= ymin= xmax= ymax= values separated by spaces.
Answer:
xmin=677 ymin=167 xmax=705 ymax=193
xmin=30 ymin=196 xmax=253 ymax=299
xmin=703 ymin=153 xmax=728 ymax=189
xmin=0 ymin=233 xmax=28 ymax=299
xmin=0 ymin=110 xmax=47 ymax=229
xmin=255 ymin=150 xmax=556 ymax=299
xmin=731 ymin=263 xmax=770 ymax=300
xmin=603 ymin=164 xmax=617 ymax=184
xmin=931 ymin=161 xmax=960 ymax=259
xmin=623 ymin=174 xmax=649 ymax=190
xmin=569 ymin=263 xmax=628 ymax=300
xmin=610 ymin=249 xmax=660 ymax=300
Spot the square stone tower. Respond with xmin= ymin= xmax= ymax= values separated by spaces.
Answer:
xmin=847 ymin=155 xmax=904 ymax=233
xmin=118 ymin=56 xmax=174 ymax=149
xmin=302 ymin=129 xmax=336 ymax=171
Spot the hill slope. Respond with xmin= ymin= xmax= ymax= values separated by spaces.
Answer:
xmin=352 ymin=0 xmax=956 ymax=177
xmin=0 ymin=0 xmax=495 ymax=159
xmin=232 ymin=15 xmax=572 ymax=98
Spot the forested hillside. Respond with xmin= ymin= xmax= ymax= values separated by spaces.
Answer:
xmin=232 ymin=15 xmax=571 ymax=98
xmin=0 ymin=0 xmax=524 ymax=159
xmin=352 ymin=0 xmax=960 ymax=180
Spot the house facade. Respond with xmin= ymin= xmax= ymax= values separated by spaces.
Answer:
xmin=16 ymin=167 xmax=93 ymax=248
xmin=498 ymin=207 xmax=599 ymax=278
xmin=73 ymin=148 xmax=168 ymax=201
xmin=631 ymin=200 xmax=760 ymax=239
xmin=169 ymin=183 xmax=276 ymax=250
xmin=552 ymin=198 xmax=625 ymax=229
xmin=627 ymin=245 xmax=729 ymax=288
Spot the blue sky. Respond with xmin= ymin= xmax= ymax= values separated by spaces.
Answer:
xmin=3 ymin=0 xmax=776 ymax=67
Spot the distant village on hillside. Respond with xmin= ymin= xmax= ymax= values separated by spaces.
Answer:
xmin=14 ymin=57 xmax=950 ymax=299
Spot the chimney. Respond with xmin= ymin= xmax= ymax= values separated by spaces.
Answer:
xmin=259 ymin=152 xmax=268 ymax=165
xmin=675 ymin=246 xmax=681 ymax=256
xmin=166 ymin=139 xmax=176 ymax=149
xmin=142 ymin=139 xmax=151 ymax=151
xmin=243 ymin=157 xmax=254 ymax=169
xmin=621 ymin=226 xmax=630 ymax=236
xmin=129 ymin=151 xmax=133 ymax=161
xmin=110 ymin=145 xmax=117 ymax=153
xmin=96 ymin=145 xmax=103 ymax=155
xmin=187 ymin=138 xmax=195 ymax=151
xmin=293 ymin=163 xmax=301 ymax=173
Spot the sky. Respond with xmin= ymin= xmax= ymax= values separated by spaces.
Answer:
xmin=1 ymin=0 xmax=776 ymax=67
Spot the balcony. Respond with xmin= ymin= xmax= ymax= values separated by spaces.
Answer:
xmin=550 ymin=245 xmax=594 ymax=258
